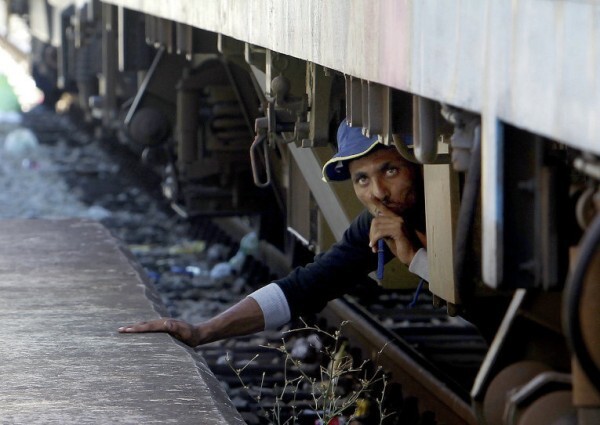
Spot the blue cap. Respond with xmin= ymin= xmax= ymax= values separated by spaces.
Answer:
xmin=322 ymin=120 xmax=382 ymax=181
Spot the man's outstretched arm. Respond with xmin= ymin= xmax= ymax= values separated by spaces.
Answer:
xmin=118 ymin=296 xmax=265 ymax=347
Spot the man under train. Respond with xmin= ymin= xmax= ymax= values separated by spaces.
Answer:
xmin=118 ymin=119 xmax=428 ymax=346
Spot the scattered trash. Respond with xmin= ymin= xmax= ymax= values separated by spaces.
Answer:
xmin=314 ymin=415 xmax=347 ymax=425
xmin=85 ymin=205 xmax=112 ymax=221
xmin=167 ymin=240 xmax=206 ymax=255
xmin=0 ymin=74 xmax=21 ymax=113
xmin=0 ymin=111 xmax=22 ymax=125
xmin=128 ymin=240 xmax=206 ymax=256
xmin=3 ymin=127 xmax=38 ymax=156
xmin=290 ymin=334 xmax=323 ymax=362
xmin=20 ymin=158 xmax=38 ymax=169
xmin=210 ymin=262 xmax=235 ymax=284
xmin=145 ymin=270 xmax=160 ymax=282
xmin=224 ymin=231 xmax=259 ymax=274
xmin=216 ymin=354 xmax=230 ymax=365
xmin=228 ymin=251 xmax=246 ymax=274
xmin=184 ymin=265 xmax=203 ymax=276
xmin=206 ymin=243 xmax=230 ymax=263
xmin=239 ymin=231 xmax=259 ymax=256
xmin=128 ymin=244 xmax=154 ymax=254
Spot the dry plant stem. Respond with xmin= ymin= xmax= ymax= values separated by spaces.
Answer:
xmin=226 ymin=353 xmax=273 ymax=422
xmin=229 ymin=320 xmax=392 ymax=425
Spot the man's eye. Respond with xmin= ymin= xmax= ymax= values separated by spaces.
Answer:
xmin=356 ymin=176 xmax=368 ymax=186
xmin=386 ymin=167 xmax=399 ymax=176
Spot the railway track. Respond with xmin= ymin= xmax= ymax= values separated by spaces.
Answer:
xmin=16 ymin=107 xmax=486 ymax=424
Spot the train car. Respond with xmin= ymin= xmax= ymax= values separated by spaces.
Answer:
xmin=3 ymin=0 xmax=599 ymax=424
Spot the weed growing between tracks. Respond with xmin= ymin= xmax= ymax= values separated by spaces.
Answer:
xmin=228 ymin=320 xmax=393 ymax=424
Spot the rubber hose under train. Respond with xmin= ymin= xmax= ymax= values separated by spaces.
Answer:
xmin=453 ymin=127 xmax=481 ymax=303
xmin=563 ymin=212 xmax=600 ymax=394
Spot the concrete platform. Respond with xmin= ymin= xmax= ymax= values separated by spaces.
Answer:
xmin=0 ymin=219 xmax=244 ymax=424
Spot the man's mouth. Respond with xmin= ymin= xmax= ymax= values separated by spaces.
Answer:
xmin=385 ymin=202 xmax=407 ymax=215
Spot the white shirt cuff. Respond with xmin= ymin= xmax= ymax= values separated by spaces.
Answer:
xmin=247 ymin=283 xmax=291 ymax=330
xmin=408 ymin=248 xmax=429 ymax=282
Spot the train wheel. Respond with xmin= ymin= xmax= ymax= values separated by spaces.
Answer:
xmin=483 ymin=361 xmax=550 ymax=425
xmin=516 ymin=391 xmax=576 ymax=425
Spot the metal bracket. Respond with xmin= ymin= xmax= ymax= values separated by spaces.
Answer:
xmin=441 ymin=104 xmax=481 ymax=172
xmin=504 ymin=372 xmax=572 ymax=425
xmin=250 ymin=130 xmax=271 ymax=188
xmin=123 ymin=46 xmax=164 ymax=126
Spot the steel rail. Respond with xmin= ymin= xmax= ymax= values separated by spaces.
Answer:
xmin=320 ymin=298 xmax=478 ymax=425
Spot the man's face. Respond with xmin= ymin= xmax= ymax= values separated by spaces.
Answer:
xmin=348 ymin=147 xmax=419 ymax=217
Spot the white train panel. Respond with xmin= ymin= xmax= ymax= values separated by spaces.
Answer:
xmin=103 ymin=0 xmax=599 ymax=155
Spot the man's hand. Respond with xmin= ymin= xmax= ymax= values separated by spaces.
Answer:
xmin=118 ymin=318 xmax=204 ymax=347
xmin=368 ymin=198 xmax=422 ymax=265
xmin=118 ymin=297 xmax=266 ymax=347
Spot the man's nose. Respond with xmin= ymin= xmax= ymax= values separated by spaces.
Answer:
xmin=371 ymin=177 xmax=389 ymax=201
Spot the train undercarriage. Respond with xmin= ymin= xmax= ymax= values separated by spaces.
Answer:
xmin=1 ymin=0 xmax=599 ymax=424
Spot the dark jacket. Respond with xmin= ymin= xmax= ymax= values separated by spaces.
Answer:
xmin=274 ymin=210 xmax=394 ymax=319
